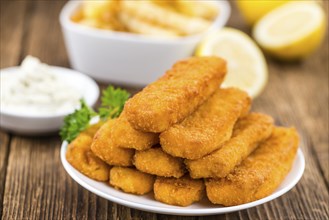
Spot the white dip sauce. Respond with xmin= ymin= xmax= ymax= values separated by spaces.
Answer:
xmin=0 ymin=56 xmax=81 ymax=116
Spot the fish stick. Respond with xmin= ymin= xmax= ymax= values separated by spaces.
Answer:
xmin=91 ymin=119 xmax=135 ymax=167
xmin=110 ymin=167 xmax=155 ymax=195
xmin=111 ymin=112 xmax=159 ymax=150
xmin=161 ymin=88 xmax=251 ymax=160
xmin=121 ymin=1 xmax=211 ymax=35
xmin=154 ymin=175 xmax=205 ymax=206
xmin=206 ymin=127 xmax=299 ymax=206
xmin=66 ymin=123 xmax=110 ymax=181
xmin=186 ymin=113 xmax=274 ymax=179
xmin=134 ymin=147 xmax=186 ymax=178
xmin=124 ymin=56 xmax=227 ymax=133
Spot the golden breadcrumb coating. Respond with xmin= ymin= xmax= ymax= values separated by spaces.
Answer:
xmin=91 ymin=119 xmax=135 ymax=166
xmin=134 ymin=147 xmax=186 ymax=178
xmin=186 ymin=113 xmax=274 ymax=178
xmin=110 ymin=167 xmax=155 ymax=195
xmin=160 ymin=88 xmax=251 ymax=159
xmin=154 ymin=175 xmax=205 ymax=206
xmin=111 ymin=112 xmax=159 ymax=150
xmin=66 ymin=123 xmax=110 ymax=181
xmin=124 ymin=56 xmax=227 ymax=133
xmin=206 ymin=127 xmax=299 ymax=206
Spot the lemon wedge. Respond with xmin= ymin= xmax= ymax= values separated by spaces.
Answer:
xmin=236 ymin=0 xmax=291 ymax=26
xmin=196 ymin=28 xmax=268 ymax=98
xmin=253 ymin=1 xmax=326 ymax=60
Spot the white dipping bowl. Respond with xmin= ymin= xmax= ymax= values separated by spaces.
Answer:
xmin=60 ymin=1 xmax=231 ymax=86
xmin=0 ymin=67 xmax=99 ymax=135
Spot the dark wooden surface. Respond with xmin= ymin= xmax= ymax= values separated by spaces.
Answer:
xmin=0 ymin=1 xmax=328 ymax=219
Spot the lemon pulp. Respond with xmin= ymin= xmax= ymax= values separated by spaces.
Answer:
xmin=196 ymin=28 xmax=268 ymax=98
xmin=253 ymin=1 xmax=326 ymax=60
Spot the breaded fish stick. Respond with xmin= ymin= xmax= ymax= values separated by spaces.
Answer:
xmin=134 ymin=147 xmax=185 ymax=178
xmin=66 ymin=123 xmax=110 ymax=181
xmin=161 ymin=88 xmax=251 ymax=160
xmin=121 ymin=1 xmax=211 ymax=35
xmin=111 ymin=112 xmax=159 ymax=150
xmin=124 ymin=57 xmax=227 ymax=133
xmin=91 ymin=119 xmax=135 ymax=167
xmin=110 ymin=167 xmax=155 ymax=195
xmin=154 ymin=175 xmax=205 ymax=206
xmin=186 ymin=113 xmax=274 ymax=178
xmin=206 ymin=127 xmax=299 ymax=206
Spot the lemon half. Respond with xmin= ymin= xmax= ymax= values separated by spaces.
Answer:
xmin=236 ymin=0 xmax=291 ymax=26
xmin=253 ymin=1 xmax=326 ymax=60
xmin=196 ymin=28 xmax=268 ymax=98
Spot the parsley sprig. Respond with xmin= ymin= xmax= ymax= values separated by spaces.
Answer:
xmin=99 ymin=86 xmax=130 ymax=120
xmin=60 ymin=86 xmax=130 ymax=143
xmin=59 ymin=99 xmax=97 ymax=143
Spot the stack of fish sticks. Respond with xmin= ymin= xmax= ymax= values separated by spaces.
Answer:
xmin=67 ymin=57 xmax=299 ymax=207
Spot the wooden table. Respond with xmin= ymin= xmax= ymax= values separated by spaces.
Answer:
xmin=1 ymin=1 xmax=328 ymax=219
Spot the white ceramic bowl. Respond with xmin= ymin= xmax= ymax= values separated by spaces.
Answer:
xmin=0 ymin=66 xmax=99 ymax=135
xmin=60 ymin=1 xmax=231 ymax=86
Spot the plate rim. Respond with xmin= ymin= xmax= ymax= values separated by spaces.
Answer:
xmin=60 ymin=141 xmax=305 ymax=216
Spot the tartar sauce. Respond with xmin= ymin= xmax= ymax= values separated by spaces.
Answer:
xmin=0 ymin=56 xmax=81 ymax=116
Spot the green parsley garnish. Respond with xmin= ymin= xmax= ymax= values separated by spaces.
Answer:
xmin=60 ymin=99 xmax=97 ymax=143
xmin=60 ymin=86 xmax=130 ymax=143
xmin=99 ymin=86 xmax=130 ymax=120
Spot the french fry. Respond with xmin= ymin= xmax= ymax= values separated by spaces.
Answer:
xmin=82 ymin=0 xmax=117 ymax=20
xmin=121 ymin=1 xmax=211 ymax=35
xmin=174 ymin=0 xmax=219 ymax=20
xmin=81 ymin=0 xmax=125 ymax=31
xmin=119 ymin=11 xmax=180 ymax=37
xmin=151 ymin=0 xmax=176 ymax=10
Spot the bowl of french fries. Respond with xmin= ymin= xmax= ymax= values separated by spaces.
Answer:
xmin=60 ymin=0 xmax=231 ymax=86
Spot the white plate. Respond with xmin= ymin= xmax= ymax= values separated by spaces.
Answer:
xmin=60 ymin=142 xmax=305 ymax=216
xmin=0 ymin=66 xmax=99 ymax=134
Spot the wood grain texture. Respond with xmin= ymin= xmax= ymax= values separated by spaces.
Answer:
xmin=0 ymin=1 xmax=27 ymax=68
xmin=0 ymin=131 xmax=10 ymax=219
xmin=0 ymin=0 xmax=27 ymax=218
xmin=0 ymin=0 xmax=328 ymax=220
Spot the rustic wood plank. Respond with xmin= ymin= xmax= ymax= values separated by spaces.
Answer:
xmin=0 ymin=131 xmax=10 ymax=218
xmin=0 ymin=1 xmax=27 ymax=68
xmin=0 ymin=0 xmax=28 ymax=218
xmin=2 ymin=136 xmax=60 ymax=219
xmin=17 ymin=1 xmax=69 ymax=67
